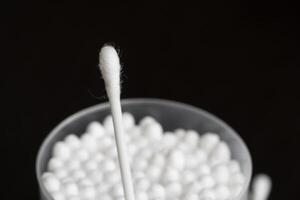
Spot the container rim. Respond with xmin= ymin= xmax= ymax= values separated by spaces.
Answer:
xmin=36 ymin=98 xmax=252 ymax=200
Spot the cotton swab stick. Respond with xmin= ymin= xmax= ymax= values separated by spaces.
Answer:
xmin=99 ymin=45 xmax=135 ymax=200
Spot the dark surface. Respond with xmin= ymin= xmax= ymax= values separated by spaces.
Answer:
xmin=2 ymin=1 xmax=300 ymax=199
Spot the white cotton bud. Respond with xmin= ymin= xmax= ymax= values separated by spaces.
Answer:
xmin=53 ymin=142 xmax=71 ymax=160
xmin=209 ymin=141 xmax=231 ymax=166
xmin=174 ymin=128 xmax=186 ymax=139
xmin=183 ymin=130 xmax=199 ymax=149
xmin=81 ymin=134 xmax=98 ymax=153
xmin=65 ymin=159 xmax=80 ymax=171
xmin=96 ymin=184 xmax=110 ymax=196
xmin=229 ymin=172 xmax=245 ymax=185
xmin=165 ymin=182 xmax=182 ymax=197
xmin=199 ymin=175 xmax=216 ymax=188
xmin=54 ymin=169 xmax=68 ymax=180
xmin=87 ymin=121 xmax=105 ymax=138
xmin=104 ymin=171 xmax=121 ymax=185
xmin=134 ymin=178 xmax=151 ymax=191
xmin=194 ymin=149 xmax=207 ymax=164
xmin=64 ymin=134 xmax=81 ymax=149
xmin=161 ymin=167 xmax=180 ymax=184
xmin=198 ymin=133 xmax=220 ymax=153
xmin=63 ymin=182 xmax=79 ymax=197
xmin=227 ymin=160 xmax=241 ymax=174
xmin=74 ymin=148 xmax=89 ymax=162
xmin=87 ymin=170 xmax=103 ymax=184
xmin=78 ymin=178 xmax=94 ymax=188
xmin=199 ymin=189 xmax=216 ymax=200
xmin=229 ymin=184 xmax=243 ymax=198
xmin=48 ymin=158 xmax=64 ymax=171
xmin=103 ymin=115 xmax=114 ymax=133
xmin=182 ymin=170 xmax=197 ymax=185
xmin=132 ymin=157 xmax=148 ymax=171
xmin=146 ymin=165 xmax=161 ymax=181
xmin=83 ymin=159 xmax=98 ymax=172
xmin=51 ymin=192 xmax=65 ymax=200
xmin=212 ymin=164 xmax=230 ymax=184
xmin=70 ymin=169 xmax=86 ymax=181
xmin=111 ymin=183 xmax=124 ymax=197
xmin=138 ymin=147 xmax=153 ymax=160
xmin=93 ymin=152 xmax=105 ymax=163
xmin=183 ymin=193 xmax=198 ymax=200
xmin=122 ymin=112 xmax=135 ymax=130
xmin=80 ymin=186 xmax=96 ymax=199
xmin=42 ymin=173 xmax=60 ymax=193
xmin=185 ymin=181 xmax=205 ymax=194
xmin=139 ymin=116 xmax=156 ymax=127
xmin=98 ymin=136 xmax=114 ymax=150
xmin=214 ymin=185 xmax=230 ymax=200
xmin=161 ymin=133 xmax=178 ymax=149
xmin=150 ymin=154 xmax=165 ymax=167
xmin=168 ymin=149 xmax=185 ymax=170
xmin=100 ymin=159 xmax=116 ymax=172
xmin=196 ymin=163 xmax=211 ymax=177
xmin=142 ymin=122 xmax=163 ymax=140
xmin=135 ymin=191 xmax=148 ymax=200
xmin=149 ymin=184 xmax=165 ymax=199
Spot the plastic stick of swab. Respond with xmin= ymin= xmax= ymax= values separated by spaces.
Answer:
xmin=99 ymin=45 xmax=135 ymax=200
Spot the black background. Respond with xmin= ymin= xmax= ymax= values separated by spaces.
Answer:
xmin=3 ymin=1 xmax=300 ymax=199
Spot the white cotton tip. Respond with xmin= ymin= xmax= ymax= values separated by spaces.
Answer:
xmin=213 ymin=185 xmax=231 ymax=200
xmin=199 ymin=189 xmax=216 ymax=200
xmin=211 ymin=164 xmax=230 ymax=184
xmin=150 ymin=154 xmax=165 ymax=167
xmin=160 ymin=133 xmax=178 ymax=149
xmin=63 ymin=182 xmax=79 ymax=197
xmin=135 ymin=192 xmax=148 ymax=200
xmin=139 ymin=116 xmax=157 ymax=128
xmin=148 ymin=184 xmax=166 ymax=199
xmin=104 ymin=171 xmax=121 ymax=185
xmin=42 ymin=173 xmax=61 ymax=193
xmin=194 ymin=149 xmax=208 ymax=164
xmin=167 ymin=149 xmax=185 ymax=170
xmin=53 ymin=169 xmax=68 ymax=180
xmin=51 ymin=192 xmax=65 ymax=200
xmin=161 ymin=167 xmax=180 ymax=184
xmin=73 ymin=148 xmax=90 ymax=162
xmin=80 ymin=185 xmax=96 ymax=199
xmin=185 ymin=181 xmax=205 ymax=194
xmin=196 ymin=163 xmax=211 ymax=177
xmin=87 ymin=170 xmax=104 ymax=184
xmin=96 ymin=183 xmax=111 ymax=195
xmin=68 ymin=197 xmax=80 ymax=200
xmin=70 ymin=169 xmax=86 ymax=181
xmin=78 ymin=178 xmax=94 ymax=188
xmin=83 ymin=159 xmax=98 ymax=172
xmin=209 ymin=141 xmax=231 ymax=166
xmin=103 ymin=115 xmax=115 ymax=133
xmin=229 ymin=172 xmax=245 ymax=185
xmin=134 ymin=177 xmax=151 ymax=191
xmin=100 ymin=159 xmax=117 ymax=172
xmin=252 ymin=174 xmax=272 ymax=200
xmin=48 ymin=158 xmax=64 ymax=171
xmin=165 ymin=182 xmax=183 ymax=198
xmin=227 ymin=160 xmax=241 ymax=174
xmin=146 ymin=165 xmax=161 ymax=181
xmin=87 ymin=121 xmax=105 ymax=138
xmin=81 ymin=134 xmax=98 ymax=153
xmin=182 ymin=170 xmax=197 ymax=185
xmin=198 ymin=133 xmax=220 ymax=153
xmin=174 ymin=128 xmax=186 ymax=139
xmin=98 ymin=136 xmax=114 ymax=151
xmin=132 ymin=156 xmax=148 ymax=171
xmin=142 ymin=122 xmax=163 ymax=140
xmin=183 ymin=130 xmax=199 ymax=149
xmin=138 ymin=147 xmax=153 ymax=160
xmin=99 ymin=45 xmax=121 ymax=96
xmin=111 ymin=183 xmax=124 ymax=197
xmin=183 ymin=193 xmax=198 ymax=200
xmin=53 ymin=142 xmax=71 ymax=160
xmin=64 ymin=134 xmax=81 ymax=149
xmin=65 ymin=159 xmax=81 ymax=172
xmin=122 ymin=112 xmax=135 ymax=130
xmin=199 ymin=174 xmax=216 ymax=188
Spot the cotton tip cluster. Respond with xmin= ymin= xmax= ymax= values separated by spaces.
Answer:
xmin=42 ymin=113 xmax=246 ymax=200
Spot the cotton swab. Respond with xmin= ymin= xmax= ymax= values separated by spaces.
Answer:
xmin=251 ymin=174 xmax=272 ymax=200
xmin=99 ymin=45 xmax=135 ymax=200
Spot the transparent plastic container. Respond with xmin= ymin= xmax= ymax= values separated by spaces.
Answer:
xmin=36 ymin=98 xmax=252 ymax=200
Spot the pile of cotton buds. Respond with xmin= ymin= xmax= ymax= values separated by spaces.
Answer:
xmin=42 ymin=113 xmax=245 ymax=200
